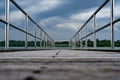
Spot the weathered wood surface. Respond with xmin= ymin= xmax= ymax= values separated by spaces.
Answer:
xmin=0 ymin=50 xmax=120 ymax=80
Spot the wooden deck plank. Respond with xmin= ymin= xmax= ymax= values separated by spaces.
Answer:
xmin=0 ymin=50 xmax=120 ymax=80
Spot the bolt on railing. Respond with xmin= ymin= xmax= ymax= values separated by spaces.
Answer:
xmin=0 ymin=0 xmax=55 ymax=50
xmin=70 ymin=0 xmax=120 ymax=50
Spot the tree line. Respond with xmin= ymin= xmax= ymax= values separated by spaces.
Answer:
xmin=0 ymin=40 xmax=46 ymax=47
xmin=76 ymin=39 xmax=120 ymax=47
xmin=0 ymin=39 xmax=120 ymax=47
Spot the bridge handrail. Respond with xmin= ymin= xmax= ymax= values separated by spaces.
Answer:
xmin=0 ymin=0 xmax=55 ymax=50
xmin=71 ymin=0 xmax=110 ymax=39
xmin=70 ymin=0 xmax=118 ymax=49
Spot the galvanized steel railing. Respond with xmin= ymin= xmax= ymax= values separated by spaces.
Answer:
xmin=70 ymin=0 xmax=120 ymax=50
xmin=0 ymin=0 xmax=55 ymax=50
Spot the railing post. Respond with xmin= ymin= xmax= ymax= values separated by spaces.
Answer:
xmin=34 ymin=24 xmax=36 ymax=48
xmin=80 ymin=30 xmax=82 ymax=48
xmin=77 ymin=33 xmax=79 ymax=47
xmin=46 ymin=35 xmax=48 ymax=48
xmin=25 ymin=15 xmax=28 ymax=49
xmin=50 ymin=39 xmax=52 ymax=48
xmin=48 ymin=38 xmax=49 ymax=47
xmin=40 ymin=29 xmax=42 ymax=48
xmin=85 ymin=24 xmax=88 ymax=48
xmin=110 ymin=0 xmax=114 ymax=49
xmin=52 ymin=41 xmax=55 ymax=48
xmin=69 ymin=40 xmax=71 ymax=48
xmin=71 ymin=39 xmax=73 ymax=48
xmin=5 ymin=0 xmax=9 ymax=50
xmin=71 ymin=40 xmax=73 ymax=48
xmin=44 ymin=33 xmax=46 ymax=48
xmin=93 ymin=14 xmax=96 ymax=48
xmin=75 ymin=36 xmax=77 ymax=48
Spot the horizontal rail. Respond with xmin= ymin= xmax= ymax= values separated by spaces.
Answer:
xmin=10 ymin=0 xmax=48 ymax=37
xmin=10 ymin=0 xmax=27 ymax=15
xmin=0 ymin=14 xmax=43 ymax=41
xmin=10 ymin=0 xmax=53 ymax=41
xmin=80 ymin=18 xmax=120 ymax=40
xmin=71 ymin=0 xmax=110 ymax=40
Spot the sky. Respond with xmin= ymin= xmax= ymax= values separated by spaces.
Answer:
xmin=0 ymin=0 xmax=120 ymax=41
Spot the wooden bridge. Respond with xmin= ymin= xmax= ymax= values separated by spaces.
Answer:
xmin=0 ymin=0 xmax=120 ymax=80
xmin=0 ymin=50 xmax=120 ymax=80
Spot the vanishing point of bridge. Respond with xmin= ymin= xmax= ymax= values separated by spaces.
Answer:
xmin=0 ymin=0 xmax=120 ymax=80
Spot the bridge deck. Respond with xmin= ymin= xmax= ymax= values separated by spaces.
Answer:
xmin=0 ymin=50 xmax=120 ymax=80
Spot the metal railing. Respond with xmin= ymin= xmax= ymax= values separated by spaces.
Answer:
xmin=0 ymin=0 xmax=55 ymax=50
xmin=70 ymin=0 xmax=120 ymax=50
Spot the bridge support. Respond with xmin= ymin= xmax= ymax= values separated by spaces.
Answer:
xmin=80 ymin=30 xmax=82 ymax=48
xmin=5 ymin=0 xmax=9 ymax=50
xmin=34 ymin=24 xmax=37 ymax=48
xmin=46 ymin=36 xmax=48 ymax=48
xmin=93 ymin=14 xmax=96 ymax=48
xmin=25 ymin=15 xmax=28 ymax=49
xmin=85 ymin=24 xmax=88 ymax=48
xmin=44 ymin=33 xmax=46 ymax=48
xmin=40 ymin=29 xmax=42 ymax=47
xmin=110 ymin=0 xmax=114 ymax=49
xmin=77 ymin=33 xmax=79 ymax=47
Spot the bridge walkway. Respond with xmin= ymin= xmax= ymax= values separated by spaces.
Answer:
xmin=0 ymin=50 xmax=120 ymax=80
